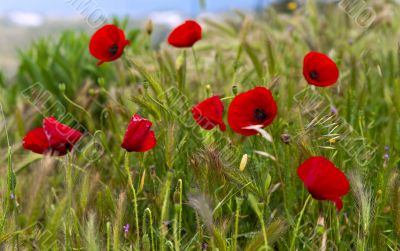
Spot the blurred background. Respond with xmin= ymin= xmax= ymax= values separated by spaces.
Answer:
xmin=0 ymin=0 xmax=271 ymax=77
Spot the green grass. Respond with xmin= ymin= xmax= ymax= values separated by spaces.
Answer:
xmin=0 ymin=1 xmax=399 ymax=250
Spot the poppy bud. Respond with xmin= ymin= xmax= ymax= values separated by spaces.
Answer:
xmin=98 ymin=78 xmax=106 ymax=87
xmin=239 ymin=154 xmax=248 ymax=171
xmin=232 ymin=85 xmax=238 ymax=95
xmin=121 ymin=114 xmax=157 ymax=152
xmin=145 ymin=19 xmax=153 ymax=35
xmin=59 ymin=83 xmax=66 ymax=92
xmin=281 ymin=133 xmax=291 ymax=144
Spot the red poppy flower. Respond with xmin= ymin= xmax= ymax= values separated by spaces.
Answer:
xmin=303 ymin=52 xmax=339 ymax=87
xmin=168 ymin=20 xmax=202 ymax=48
xmin=227 ymin=87 xmax=277 ymax=136
xmin=23 ymin=117 xmax=82 ymax=156
xmin=89 ymin=24 xmax=130 ymax=66
xmin=297 ymin=156 xmax=350 ymax=211
xmin=191 ymin=96 xmax=226 ymax=132
xmin=121 ymin=114 xmax=156 ymax=152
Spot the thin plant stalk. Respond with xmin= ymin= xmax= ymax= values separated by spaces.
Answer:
xmin=233 ymin=197 xmax=243 ymax=251
xmin=144 ymin=208 xmax=156 ymax=251
xmin=173 ymin=179 xmax=183 ymax=251
xmin=160 ymin=172 xmax=173 ymax=251
xmin=106 ymin=222 xmax=111 ymax=251
xmin=191 ymin=47 xmax=201 ymax=83
xmin=290 ymin=195 xmax=312 ymax=251
xmin=124 ymin=152 xmax=140 ymax=245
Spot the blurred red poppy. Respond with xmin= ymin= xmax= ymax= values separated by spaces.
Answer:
xmin=168 ymin=20 xmax=202 ymax=48
xmin=297 ymin=156 xmax=350 ymax=211
xmin=192 ymin=96 xmax=226 ymax=132
xmin=303 ymin=52 xmax=339 ymax=87
xmin=227 ymin=87 xmax=277 ymax=136
xmin=89 ymin=24 xmax=130 ymax=66
xmin=121 ymin=114 xmax=156 ymax=152
xmin=23 ymin=117 xmax=82 ymax=156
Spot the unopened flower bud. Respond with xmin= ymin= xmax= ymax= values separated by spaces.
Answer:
xmin=232 ymin=85 xmax=238 ymax=95
xmin=145 ymin=19 xmax=153 ymax=35
xmin=281 ymin=133 xmax=291 ymax=144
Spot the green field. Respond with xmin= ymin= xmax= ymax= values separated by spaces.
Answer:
xmin=0 ymin=1 xmax=399 ymax=250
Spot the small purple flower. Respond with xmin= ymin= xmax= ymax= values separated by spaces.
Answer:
xmin=384 ymin=146 xmax=389 ymax=151
xmin=10 ymin=193 xmax=14 ymax=200
xmin=384 ymin=153 xmax=389 ymax=160
xmin=123 ymin=224 xmax=130 ymax=233
xmin=330 ymin=106 xmax=338 ymax=114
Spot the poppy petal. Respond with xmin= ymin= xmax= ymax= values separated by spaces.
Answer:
xmin=137 ymin=131 xmax=157 ymax=152
xmin=89 ymin=24 xmax=129 ymax=65
xmin=168 ymin=20 xmax=202 ymax=48
xmin=43 ymin=117 xmax=82 ymax=155
xmin=192 ymin=96 xmax=226 ymax=132
xmin=228 ymin=87 xmax=277 ymax=136
xmin=297 ymin=156 xmax=350 ymax=211
xmin=22 ymin=128 xmax=49 ymax=154
xmin=332 ymin=197 xmax=343 ymax=211
xmin=121 ymin=114 xmax=157 ymax=152
xmin=303 ymin=52 xmax=339 ymax=87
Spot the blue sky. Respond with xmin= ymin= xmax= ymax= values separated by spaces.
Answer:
xmin=0 ymin=0 xmax=269 ymax=16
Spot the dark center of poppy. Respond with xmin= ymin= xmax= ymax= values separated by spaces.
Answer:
xmin=309 ymin=70 xmax=319 ymax=80
xmin=109 ymin=44 xmax=119 ymax=56
xmin=253 ymin=108 xmax=267 ymax=121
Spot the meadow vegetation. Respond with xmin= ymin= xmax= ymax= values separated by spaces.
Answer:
xmin=0 ymin=1 xmax=399 ymax=250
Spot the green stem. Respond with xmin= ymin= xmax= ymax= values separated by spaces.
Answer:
xmin=0 ymin=105 xmax=15 ymax=235
xmin=290 ymin=195 xmax=312 ymax=251
xmin=144 ymin=208 xmax=156 ymax=251
xmin=259 ymin=207 xmax=269 ymax=251
xmin=173 ymin=179 xmax=183 ymax=251
xmin=124 ymin=153 xmax=140 ymax=245
xmin=160 ymin=172 xmax=173 ymax=251
xmin=233 ymin=197 xmax=243 ymax=251
xmin=62 ymin=93 xmax=95 ymax=131
xmin=65 ymin=154 xmax=73 ymax=246
xmin=106 ymin=222 xmax=111 ymax=251
xmin=191 ymin=48 xmax=201 ymax=84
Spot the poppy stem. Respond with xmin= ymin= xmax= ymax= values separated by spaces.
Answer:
xmin=220 ymin=96 xmax=234 ymax=101
xmin=143 ymin=208 xmax=155 ymax=251
xmin=0 ymin=104 xmax=17 ymax=235
xmin=290 ymin=194 xmax=312 ymax=251
xmin=233 ymin=196 xmax=243 ymax=251
xmin=173 ymin=179 xmax=183 ymax=251
xmin=191 ymin=48 xmax=201 ymax=83
xmin=62 ymin=92 xmax=95 ymax=132
xmin=124 ymin=152 xmax=141 ymax=246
